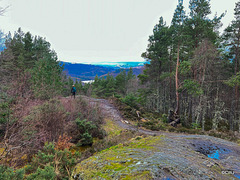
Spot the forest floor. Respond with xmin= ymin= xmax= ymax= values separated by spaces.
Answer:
xmin=71 ymin=96 xmax=240 ymax=180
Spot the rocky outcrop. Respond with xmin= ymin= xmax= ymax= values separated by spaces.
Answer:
xmin=72 ymin=134 xmax=240 ymax=180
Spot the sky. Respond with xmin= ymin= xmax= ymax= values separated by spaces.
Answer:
xmin=0 ymin=0 xmax=239 ymax=63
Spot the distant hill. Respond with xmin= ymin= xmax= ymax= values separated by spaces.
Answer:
xmin=61 ymin=61 xmax=146 ymax=81
xmin=90 ymin=61 xmax=146 ymax=69
xmin=62 ymin=62 xmax=116 ymax=81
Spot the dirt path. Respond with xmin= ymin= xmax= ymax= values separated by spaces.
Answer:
xmin=80 ymin=96 xmax=231 ymax=139
xmin=81 ymin=95 xmax=162 ymax=135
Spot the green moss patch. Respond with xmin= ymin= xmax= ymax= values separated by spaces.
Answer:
xmin=103 ymin=118 xmax=123 ymax=138
xmin=72 ymin=136 xmax=164 ymax=179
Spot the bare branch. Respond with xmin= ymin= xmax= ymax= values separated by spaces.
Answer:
xmin=0 ymin=5 xmax=9 ymax=16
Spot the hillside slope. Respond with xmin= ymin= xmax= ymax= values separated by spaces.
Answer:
xmin=62 ymin=62 xmax=144 ymax=80
xmin=72 ymin=96 xmax=240 ymax=180
xmin=62 ymin=62 xmax=116 ymax=80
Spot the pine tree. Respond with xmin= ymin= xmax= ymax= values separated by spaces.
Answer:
xmin=184 ymin=0 xmax=223 ymax=56
xmin=171 ymin=0 xmax=186 ymax=115
xmin=105 ymin=73 xmax=115 ymax=97
xmin=30 ymin=56 xmax=64 ymax=99
xmin=116 ymin=70 xmax=127 ymax=95
xmin=187 ymin=0 xmax=213 ymax=47
xmin=127 ymin=67 xmax=135 ymax=80
xmin=23 ymin=32 xmax=34 ymax=68
xmin=141 ymin=17 xmax=171 ymax=112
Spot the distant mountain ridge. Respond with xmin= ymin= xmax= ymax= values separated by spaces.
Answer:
xmin=61 ymin=61 xmax=146 ymax=81
xmin=89 ymin=61 xmax=146 ymax=69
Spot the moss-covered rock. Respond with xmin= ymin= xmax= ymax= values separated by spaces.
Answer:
xmin=71 ymin=136 xmax=163 ymax=180
xmin=71 ymin=135 xmax=239 ymax=179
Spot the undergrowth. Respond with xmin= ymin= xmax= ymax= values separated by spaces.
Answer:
xmin=110 ymin=97 xmax=240 ymax=143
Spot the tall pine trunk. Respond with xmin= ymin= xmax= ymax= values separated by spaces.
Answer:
xmin=175 ymin=43 xmax=180 ymax=115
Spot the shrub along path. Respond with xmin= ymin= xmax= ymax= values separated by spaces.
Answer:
xmin=72 ymin=96 xmax=240 ymax=179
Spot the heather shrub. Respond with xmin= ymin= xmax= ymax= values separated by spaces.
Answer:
xmin=0 ymin=165 xmax=25 ymax=180
xmin=75 ymin=118 xmax=96 ymax=146
xmin=21 ymin=99 xmax=66 ymax=152
xmin=26 ymin=165 xmax=56 ymax=180
xmin=65 ymin=97 xmax=106 ymax=145
xmin=1 ymin=96 xmax=106 ymax=167
xmin=26 ymin=141 xmax=80 ymax=180
xmin=1 ymin=98 xmax=66 ymax=167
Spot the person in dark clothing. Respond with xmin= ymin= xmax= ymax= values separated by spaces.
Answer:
xmin=71 ymin=85 xmax=76 ymax=99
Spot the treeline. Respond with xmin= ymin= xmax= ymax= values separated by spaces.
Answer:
xmin=89 ymin=0 xmax=240 ymax=132
xmin=138 ymin=0 xmax=240 ymax=132
xmin=0 ymin=28 xmax=80 ymax=101
xmin=87 ymin=69 xmax=136 ymax=97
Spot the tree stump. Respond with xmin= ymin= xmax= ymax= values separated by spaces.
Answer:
xmin=168 ymin=109 xmax=180 ymax=127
